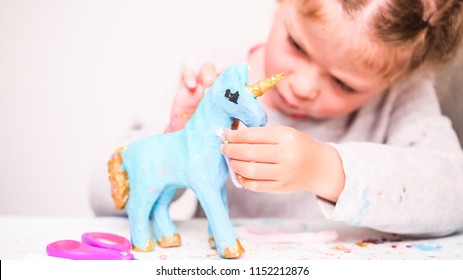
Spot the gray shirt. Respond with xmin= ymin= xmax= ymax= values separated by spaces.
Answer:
xmin=90 ymin=72 xmax=463 ymax=236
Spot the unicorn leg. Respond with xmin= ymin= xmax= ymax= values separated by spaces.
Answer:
xmin=151 ymin=188 xmax=181 ymax=248
xmin=127 ymin=187 xmax=161 ymax=252
xmin=208 ymin=186 xmax=229 ymax=249
xmin=196 ymin=187 xmax=244 ymax=258
xmin=208 ymin=225 xmax=216 ymax=249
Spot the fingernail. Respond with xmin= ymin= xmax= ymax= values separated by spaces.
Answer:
xmin=218 ymin=128 xmax=231 ymax=143
xmin=216 ymin=128 xmax=225 ymax=142
xmin=184 ymin=78 xmax=197 ymax=90
xmin=236 ymin=174 xmax=245 ymax=186
xmin=223 ymin=133 xmax=230 ymax=144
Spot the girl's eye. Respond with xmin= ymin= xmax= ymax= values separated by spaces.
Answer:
xmin=333 ymin=77 xmax=356 ymax=94
xmin=287 ymin=35 xmax=304 ymax=53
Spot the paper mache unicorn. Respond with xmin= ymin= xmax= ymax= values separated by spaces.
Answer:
xmin=108 ymin=63 xmax=283 ymax=258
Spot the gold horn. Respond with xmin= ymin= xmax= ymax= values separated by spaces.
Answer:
xmin=245 ymin=72 xmax=284 ymax=97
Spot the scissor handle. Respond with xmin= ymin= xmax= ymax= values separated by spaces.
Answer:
xmin=46 ymin=240 xmax=134 ymax=260
xmin=82 ymin=232 xmax=131 ymax=252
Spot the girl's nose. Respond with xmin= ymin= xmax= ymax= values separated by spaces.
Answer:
xmin=289 ymin=65 xmax=320 ymax=100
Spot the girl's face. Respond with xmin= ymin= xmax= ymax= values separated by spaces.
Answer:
xmin=261 ymin=0 xmax=391 ymax=119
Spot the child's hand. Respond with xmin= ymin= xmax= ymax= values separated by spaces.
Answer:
xmin=221 ymin=126 xmax=345 ymax=202
xmin=165 ymin=63 xmax=218 ymax=133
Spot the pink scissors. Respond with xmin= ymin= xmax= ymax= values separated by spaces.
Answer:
xmin=46 ymin=232 xmax=134 ymax=260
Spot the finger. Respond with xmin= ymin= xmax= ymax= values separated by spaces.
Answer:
xmin=230 ymin=159 xmax=280 ymax=180
xmin=223 ymin=126 xmax=285 ymax=144
xmin=234 ymin=175 xmax=284 ymax=194
xmin=181 ymin=68 xmax=197 ymax=91
xmin=221 ymin=143 xmax=280 ymax=163
xmin=198 ymin=63 xmax=218 ymax=88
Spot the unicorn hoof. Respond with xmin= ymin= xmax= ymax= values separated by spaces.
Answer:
xmin=208 ymin=236 xmax=216 ymax=249
xmin=157 ymin=233 xmax=182 ymax=248
xmin=223 ymin=239 xmax=245 ymax=259
xmin=132 ymin=240 xmax=155 ymax=252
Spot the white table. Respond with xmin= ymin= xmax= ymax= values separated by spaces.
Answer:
xmin=1 ymin=216 xmax=462 ymax=260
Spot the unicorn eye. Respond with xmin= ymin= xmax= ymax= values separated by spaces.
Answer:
xmin=224 ymin=89 xmax=239 ymax=104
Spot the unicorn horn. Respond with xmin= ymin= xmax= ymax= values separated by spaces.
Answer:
xmin=245 ymin=72 xmax=285 ymax=97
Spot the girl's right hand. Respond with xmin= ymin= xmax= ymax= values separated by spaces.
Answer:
xmin=165 ymin=63 xmax=218 ymax=133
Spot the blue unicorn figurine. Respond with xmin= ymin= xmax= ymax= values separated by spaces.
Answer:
xmin=108 ymin=64 xmax=283 ymax=258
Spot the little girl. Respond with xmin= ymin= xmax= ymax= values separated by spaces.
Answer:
xmin=92 ymin=0 xmax=463 ymax=236
xmin=166 ymin=0 xmax=463 ymax=236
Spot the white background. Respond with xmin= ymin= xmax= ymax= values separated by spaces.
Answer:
xmin=0 ymin=0 xmax=276 ymax=217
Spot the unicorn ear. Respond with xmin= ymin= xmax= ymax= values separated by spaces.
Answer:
xmin=245 ymin=72 xmax=284 ymax=97
xmin=234 ymin=63 xmax=250 ymax=85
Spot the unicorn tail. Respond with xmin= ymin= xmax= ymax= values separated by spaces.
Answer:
xmin=108 ymin=146 xmax=130 ymax=210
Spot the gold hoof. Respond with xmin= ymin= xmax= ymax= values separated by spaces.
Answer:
xmin=132 ymin=240 xmax=155 ymax=252
xmin=223 ymin=239 xmax=245 ymax=259
xmin=157 ymin=233 xmax=182 ymax=248
xmin=208 ymin=236 xmax=216 ymax=249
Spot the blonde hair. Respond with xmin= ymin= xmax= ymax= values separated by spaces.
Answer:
xmin=297 ymin=0 xmax=463 ymax=81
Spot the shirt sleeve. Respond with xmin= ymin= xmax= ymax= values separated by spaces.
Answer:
xmin=318 ymin=75 xmax=463 ymax=236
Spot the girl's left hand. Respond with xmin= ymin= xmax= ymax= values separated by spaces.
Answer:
xmin=221 ymin=126 xmax=345 ymax=202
